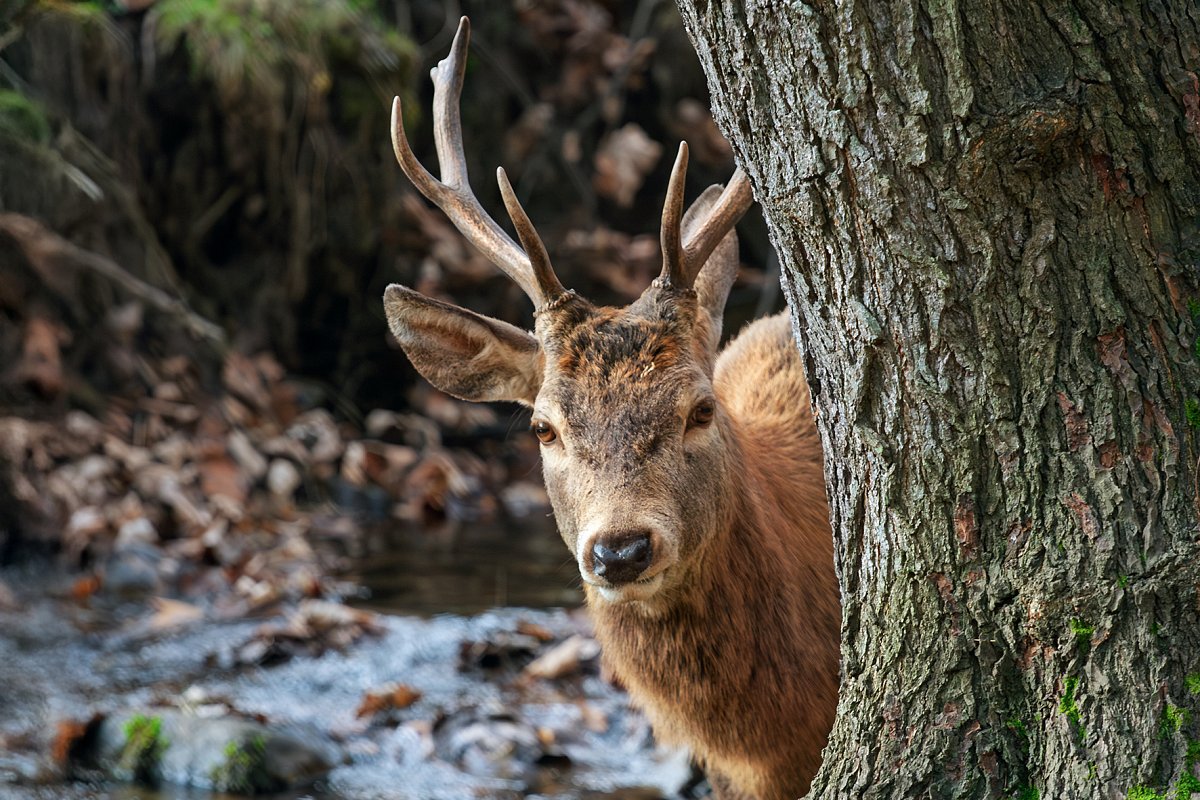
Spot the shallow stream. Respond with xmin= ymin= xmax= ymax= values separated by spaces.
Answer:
xmin=0 ymin=519 xmax=691 ymax=800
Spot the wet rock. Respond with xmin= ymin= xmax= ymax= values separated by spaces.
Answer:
xmin=0 ymin=744 xmax=45 ymax=785
xmin=459 ymin=631 xmax=542 ymax=671
xmin=91 ymin=709 xmax=335 ymax=793
xmin=102 ymin=543 xmax=162 ymax=597
xmin=434 ymin=706 xmax=547 ymax=779
xmin=331 ymin=477 xmax=391 ymax=519
xmin=225 ymin=600 xmax=384 ymax=666
xmin=114 ymin=517 xmax=157 ymax=549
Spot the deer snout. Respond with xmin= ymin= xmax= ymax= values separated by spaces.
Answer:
xmin=590 ymin=530 xmax=653 ymax=585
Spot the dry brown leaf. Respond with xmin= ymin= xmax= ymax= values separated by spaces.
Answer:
xmin=287 ymin=410 xmax=344 ymax=464
xmin=670 ymin=98 xmax=735 ymax=166
xmin=198 ymin=455 xmax=246 ymax=505
xmin=137 ymin=397 xmax=200 ymax=425
xmin=222 ymin=353 xmax=271 ymax=413
xmin=593 ymin=124 xmax=662 ymax=207
xmin=227 ymin=429 xmax=268 ymax=480
xmin=515 ymin=620 xmax=555 ymax=643
xmin=355 ymin=683 xmax=422 ymax=719
xmin=69 ymin=574 xmax=102 ymax=604
xmin=522 ymin=635 xmax=601 ymax=681
xmin=51 ymin=715 xmax=99 ymax=764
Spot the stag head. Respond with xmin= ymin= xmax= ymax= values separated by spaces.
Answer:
xmin=384 ymin=18 xmax=753 ymax=608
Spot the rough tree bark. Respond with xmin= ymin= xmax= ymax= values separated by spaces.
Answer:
xmin=676 ymin=1 xmax=1200 ymax=798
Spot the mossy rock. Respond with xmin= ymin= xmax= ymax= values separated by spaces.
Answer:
xmin=91 ymin=708 xmax=335 ymax=793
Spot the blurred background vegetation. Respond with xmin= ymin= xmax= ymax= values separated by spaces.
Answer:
xmin=0 ymin=0 xmax=776 ymax=561
xmin=0 ymin=0 xmax=771 ymax=416
xmin=0 ymin=3 xmax=775 ymax=796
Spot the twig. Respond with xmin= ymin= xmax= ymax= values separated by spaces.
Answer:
xmin=0 ymin=24 xmax=24 ymax=55
xmin=0 ymin=213 xmax=226 ymax=347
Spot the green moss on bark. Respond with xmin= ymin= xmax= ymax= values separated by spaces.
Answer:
xmin=1061 ymin=677 xmax=1085 ymax=740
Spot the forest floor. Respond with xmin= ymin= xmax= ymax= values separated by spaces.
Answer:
xmin=0 ymin=347 xmax=697 ymax=799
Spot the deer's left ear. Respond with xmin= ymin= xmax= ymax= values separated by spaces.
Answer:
xmin=384 ymin=284 xmax=543 ymax=405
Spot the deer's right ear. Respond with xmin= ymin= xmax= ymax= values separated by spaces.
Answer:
xmin=383 ymin=284 xmax=542 ymax=406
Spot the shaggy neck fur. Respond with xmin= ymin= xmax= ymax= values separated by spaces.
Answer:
xmin=585 ymin=315 xmax=840 ymax=800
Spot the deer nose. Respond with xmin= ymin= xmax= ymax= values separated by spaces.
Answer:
xmin=591 ymin=531 xmax=653 ymax=585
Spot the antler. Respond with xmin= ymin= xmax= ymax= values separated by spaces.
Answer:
xmin=656 ymin=142 xmax=754 ymax=291
xmin=390 ymin=17 xmax=569 ymax=312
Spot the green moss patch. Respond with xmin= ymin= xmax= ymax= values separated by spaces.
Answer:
xmin=1185 ymin=399 xmax=1200 ymax=430
xmin=1127 ymin=788 xmax=1165 ymax=800
xmin=1060 ymin=676 xmax=1085 ymax=740
xmin=115 ymin=714 xmax=168 ymax=783
xmin=1070 ymin=619 xmax=1095 ymax=648
xmin=1162 ymin=704 xmax=1191 ymax=738
xmin=209 ymin=734 xmax=279 ymax=793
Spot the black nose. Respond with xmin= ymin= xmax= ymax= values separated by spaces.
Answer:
xmin=591 ymin=530 xmax=653 ymax=585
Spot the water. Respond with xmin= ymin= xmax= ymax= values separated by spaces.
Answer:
xmin=0 ymin=518 xmax=691 ymax=800
xmin=337 ymin=517 xmax=582 ymax=616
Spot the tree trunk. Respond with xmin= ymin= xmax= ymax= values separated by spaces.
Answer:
xmin=676 ymin=1 xmax=1200 ymax=797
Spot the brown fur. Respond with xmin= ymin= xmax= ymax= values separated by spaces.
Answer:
xmin=586 ymin=313 xmax=838 ymax=800
xmin=384 ymin=190 xmax=839 ymax=800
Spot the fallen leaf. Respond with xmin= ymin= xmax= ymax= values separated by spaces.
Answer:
xmin=523 ymin=635 xmax=601 ymax=681
xmin=593 ymin=124 xmax=662 ymax=207
xmin=51 ymin=715 xmax=100 ymax=765
xmin=515 ymin=620 xmax=555 ymax=642
xmin=198 ymin=455 xmax=246 ymax=505
xmin=355 ymin=683 xmax=422 ymax=719
xmin=69 ymin=574 xmax=102 ymax=604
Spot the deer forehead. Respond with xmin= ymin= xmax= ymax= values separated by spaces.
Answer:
xmin=548 ymin=309 xmax=696 ymax=380
xmin=536 ymin=316 xmax=711 ymax=463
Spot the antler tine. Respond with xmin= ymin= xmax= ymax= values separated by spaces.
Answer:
xmin=389 ymin=16 xmax=566 ymax=310
xmin=657 ymin=142 xmax=690 ymax=291
xmin=430 ymin=15 xmax=470 ymax=191
xmin=497 ymin=167 xmax=570 ymax=309
xmin=682 ymin=167 xmax=754 ymax=274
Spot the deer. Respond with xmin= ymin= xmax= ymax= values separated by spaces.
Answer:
xmin=381 ymin=18 xmax=840 ymax=800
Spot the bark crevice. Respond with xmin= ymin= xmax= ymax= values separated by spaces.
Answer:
xmin=677 ymin=0 xmax=1200 ymax=796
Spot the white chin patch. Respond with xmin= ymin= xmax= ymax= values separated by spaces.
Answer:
xmin=595 ymin=573 xmax=664 ymax=604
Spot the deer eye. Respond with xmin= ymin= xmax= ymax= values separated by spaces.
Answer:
xmin=532 ymin=420 xmax=558 ymax=444
xmin=688 ymin=400 xmax=715 ymax=430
